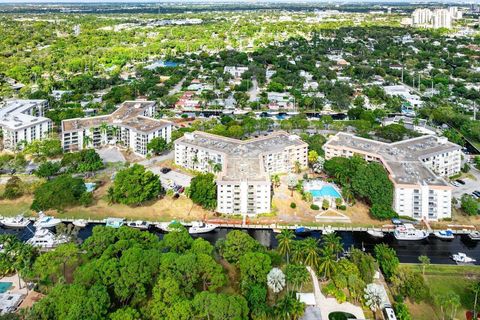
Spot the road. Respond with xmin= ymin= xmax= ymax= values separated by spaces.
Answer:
xmin=248 ymin=77 xmax=259 ymax=102
xmin=168 ymin=77 xmax=186 ymax=96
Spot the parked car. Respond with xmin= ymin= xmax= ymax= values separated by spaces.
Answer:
xmin=160 ymin=167 xmax=171 ymax=174
xmin=456 ymin=179 xmax=466 ymax=185
xmin=451 ymin=181 xmax=460 ymax=187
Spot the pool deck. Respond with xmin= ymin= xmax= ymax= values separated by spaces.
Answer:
xmin=0 ymin=274 xmax=27 ymax=295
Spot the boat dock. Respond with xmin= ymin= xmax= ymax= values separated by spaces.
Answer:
xmin=3 ymin=216 xmax=478 ymax=235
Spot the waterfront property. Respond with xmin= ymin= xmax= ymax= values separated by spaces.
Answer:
xmin=304 ymin=180 xmax=343 ymax=208
xmin=323 ymin=132 xmax=462 ymax=221
xmin=174 ymin=131 xmax=308 ymax=215
xmin=61 ymin=100 xmax=173 ymax=157
xmin=0 ymin=99 xmax=52 ymax=151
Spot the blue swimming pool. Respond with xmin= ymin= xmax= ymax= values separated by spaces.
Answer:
xmin=309 ymin=185 xmax=341 ymax=198
xmin=0 ymin=282 xmax=12 ymax=293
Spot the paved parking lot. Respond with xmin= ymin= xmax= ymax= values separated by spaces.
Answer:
xmin=148 ymin=167 xmax=192 ymax=188
xmin=97 ymin=147 xmax=126 ymax=163
xmin=451 ymin=168 xmax=480 ymax=199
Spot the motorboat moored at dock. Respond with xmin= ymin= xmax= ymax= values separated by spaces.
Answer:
xmin=0 ymin=215 xmax=30 ymax=228
xmin=394 ymin=224 xmax=429 ymax=241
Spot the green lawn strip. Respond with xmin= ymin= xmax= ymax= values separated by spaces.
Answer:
xmin=400 ymin=264 xmax=480 ymax=318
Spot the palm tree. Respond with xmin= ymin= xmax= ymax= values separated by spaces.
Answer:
xmin=286 ymin=174 xmax=298 ymax=197
xmin=276 ymin=230 xmax=295 ymax=264
xmin=418 ymin=255 xmax=430 ymax=275
xmin=99 ymin=122 xmax=109 ymax=145
xmin=271 ymin=174 xmax=280 ymax=188
xmin=291 ymin=241 xmax=305 ymax=265
xmin=318 ymin=247 xmax=336 ymax=280
xmin=207 ymin=159 xmax=215 ymax=172
xmin=82 ymin=135 xmax=92 ymax=149
xmin=213 ymin=163 xmax=222 ymax=174
xmin=322 ymin=233 xmax=343 ymax=260
xmin=471 ymin=281 xmax=480 ymax=319
xmin=302 ymin=238 xmax=320 ymax=269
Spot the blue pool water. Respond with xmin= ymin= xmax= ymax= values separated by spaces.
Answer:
xmin=309 ymin=185 xmax=341 ymax=198
xmin=0 ymin=282 xmax=12 ymax=293
xmin=85 ymin=182 xmax=96 ymax=192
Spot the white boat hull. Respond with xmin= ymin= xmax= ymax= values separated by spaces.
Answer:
xmin=72 ymin=220 xmax=88 ymax=228
xmin=394 ymin=232 xmax=429 ymax=241
xmin=188 ymin=225 xmax=217 ymax=234
xmin=367 ymin=230 xmax=384 ymax=238
xmin=1 ymin=221 xmax=30 ymax=228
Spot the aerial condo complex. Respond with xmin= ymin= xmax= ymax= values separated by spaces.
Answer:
xmin=0 ymin=2 xmax=480 ymax=320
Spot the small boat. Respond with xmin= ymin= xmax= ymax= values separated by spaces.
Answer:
xmin=34 ymin=213 xmax=62 ymax=229
xmin=433 ymin=229 xmax=455 ymax=240
xmin=105 ymin=218 xmax=124 ymax=228
xmin=468 ymin=231 xmax=480 ymax=241
xmin=295 ymin=226 xmax=312 ymax=236
xmin=127 ymin=220 xmax=150 ymax=230
xmin=323 ymin=226 xmax=335 ymax=235
xmin=26 ymin=228 xmax=68 ymax=249
xmin=367 ymin=229 xmax=384 ymax=238
xmin=394 ymin=224 xmax=429 ymax=241
xmin=156 ymin=221 xmax=182 ymax=232
xmin=0 ymin=215 xmax=30 ymax=228
xmin=188 ymin=221 xmax=217 ymax=234
xmin=72 ymin=219 xmax=88 ymax=228
xmin=391 ymin=218 xmax=403 ymax=225
xmin=451 ymin=252 xmax=476 ymax=265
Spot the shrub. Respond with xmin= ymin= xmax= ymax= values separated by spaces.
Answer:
xmin=4 ymin=176 xmax=23 ymax=199
xmin=290 ymin=202 xmax=296 ymax=209
xmin=79 ymin=192 xmax=93 ymax=207
xmin=31 ymin=175 xmax=86 ymax=211
xmin=310 ymin=204 xmax=319 ymax=210
xmin=338 ymin=205 xmax=346 ymax=210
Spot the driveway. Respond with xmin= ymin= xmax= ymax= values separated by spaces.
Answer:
xmin=138 ymin=150 xmax=174 ymax=167
xmin=306 ymin=266 xmax=365 ymax=320
xmin=148 ymin=167 xmax=192 ymax=188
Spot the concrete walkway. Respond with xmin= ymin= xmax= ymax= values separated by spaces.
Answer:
xmin=306 ymin=266 xmax=366 ymax=320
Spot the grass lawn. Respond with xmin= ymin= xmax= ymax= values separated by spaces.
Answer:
xmin=401 ymin=264 xmax=480 ymax=320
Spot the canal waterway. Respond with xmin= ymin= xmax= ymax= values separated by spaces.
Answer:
xmin=1 ymin=224 xmax=479 ymax=265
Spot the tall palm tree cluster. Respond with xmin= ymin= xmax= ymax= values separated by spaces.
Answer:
xmin=276 ymin=230 xmax=343 ymax=280
xmin=0 ymin=235 xmax=37 ymax=289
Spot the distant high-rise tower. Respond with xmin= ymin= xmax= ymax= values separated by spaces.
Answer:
xmin=432 ymin=9 xmax=452 ymax=29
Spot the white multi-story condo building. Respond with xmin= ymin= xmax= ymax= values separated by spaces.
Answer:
xmin=323 ymin=133 xmax=462 ymax=221
xmin=175 ymin=131 xmax=308 ymax=215
xmin=411 ymin=7 xmax=459 ymax=29
xmin=62 ymin=101 xmax=173 ymax=157
xmin=0 ymin=99 xmax=52 ymax=151
xmin=411 ymin=8 xmax=433 ymax=25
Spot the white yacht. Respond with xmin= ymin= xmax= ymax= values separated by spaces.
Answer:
xmin=367 ymin=229 xmax=384 ymax=238
xmin=468 ymin=231 xmax=480 ymax=241
xmin=0 ymin=215 xmax=30 ymax=228
xmin=451 ymin=252 xmax=476 ymax=265
xmin=394 ymin=224 xmax=429 ymax=241
xmin=188 ymin=221 xmax=217 ymax=234
xmin=72 ymin=219 xmax=88 ymax=228
xmin=27 ymin=228 xmax=69 ymax=249
xmin=34 ymin=213 xmax=62 ymax=229
xmin=433 ymin=229 xmax=455 ymax=240
xmin=127 ymin=220 xmax=150 ymax=230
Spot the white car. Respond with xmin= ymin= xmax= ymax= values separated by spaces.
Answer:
xmin=451 ymin=181 xmax=460 ymax=187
